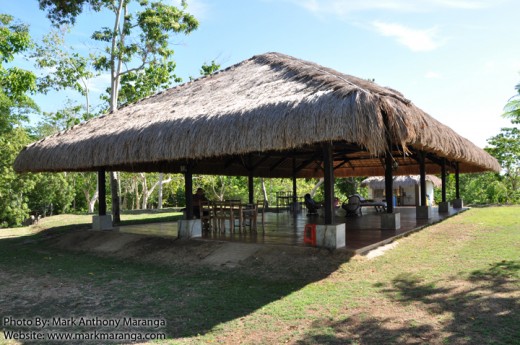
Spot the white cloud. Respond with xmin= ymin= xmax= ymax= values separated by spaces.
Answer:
xmin=291 ymin=0 xmax=500 ymax=15
xmin=425 ymin=71 xmax=442 ymax=79
xmin=87 ymin=73 xmax=111 ymax=93
xmin=372 ymin=21 xmax=441 ymax=52
xmin=171 ymin=0 xmax=210 ymax=20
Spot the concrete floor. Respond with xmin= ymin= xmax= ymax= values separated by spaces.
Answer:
xmin=118 ymin=206 xmax=466 ymax=253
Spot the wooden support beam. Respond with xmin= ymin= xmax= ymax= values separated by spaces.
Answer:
xmin=292 ymin=158 xmax=297 ymax=203
xmin=224 ymin=157 xmax=240 ymax=169
xmin=441 ymin=158 xmax=447 ymax=203
xmin=269 ymin=156 xmax=287 ymax=171
xmin=455 ymin=162 xmax=460 ymax=200
xmin=251 ymin=155 xmax=271 ymax=171
xmin=333 ymin=160 xmax=349 ymax=170
xmin=382 ymin=109 xmax=394 ymax=214
xmin=98 ymin=169 xmax=106 ymax=216
xmin=418 ymin=151 xmax=427 ymax=206
xmin=322 ymin=143 xmax=335 ymax=224
xmin=295 ymin=153 xmax=321 ymax=173
xmin=384 ymin=153 xmax=394 ymax=213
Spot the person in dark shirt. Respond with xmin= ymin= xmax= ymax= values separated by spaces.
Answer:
xmin=192 ymin=188 xmax=208 ymax=218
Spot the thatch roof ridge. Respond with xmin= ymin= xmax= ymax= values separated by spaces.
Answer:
xmin=255 ymin=52 xmax=412 ymax=104
xmin=14 ymin=52 xmax=500 ymax=175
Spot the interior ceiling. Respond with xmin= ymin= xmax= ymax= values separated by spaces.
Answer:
xmin=98 ymin=140 xmax=459 ymax=178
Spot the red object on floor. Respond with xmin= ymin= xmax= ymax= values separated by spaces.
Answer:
xmin=304 ymin=223 xmax=316 ymax=246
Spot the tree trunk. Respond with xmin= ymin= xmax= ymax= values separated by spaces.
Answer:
xmin=88 ymin=190 xmax=99 ymax=213
xmin=157 ymin=173 xmax=163 ymax=209
xmin=141 ymin=173 xmax=148 ymax=209
xmin=85 ymin=176 xmax=99 ymax=213
xmin=134 ymin=175 xmax=140 ymax=210
xmin=110 ymin=171 xmax=121 ymax=222
xmin=260 ymin=177 xmax=269 ymax=207
xmin=108 ymin=0 xmax=125 ymax=223
xmin=310 ymin=178 xmax=324 ymax=197
xmin=141 ymin=173 xmax=172 ymax=209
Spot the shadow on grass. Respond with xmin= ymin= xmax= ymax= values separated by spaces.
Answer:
xmin=0 ymin=223 xmax=353 ymax=344
xmin=297 ymin=260 xmax=520 ymax=345
xmin=117 ymin=214 xmax=183 ymax=226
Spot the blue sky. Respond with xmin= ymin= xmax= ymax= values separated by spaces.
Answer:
xmin=5 ymin=0 xmax=520 ymax=148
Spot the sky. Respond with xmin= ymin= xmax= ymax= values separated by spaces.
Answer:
xmin=4 ymin=0 xmax=520 ymax=148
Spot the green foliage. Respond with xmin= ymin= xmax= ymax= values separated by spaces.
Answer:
xmin=38 ymin=0 xmax=200 ymax=221
xmin=82 ymin=0 xmax=199 ymax=108
xmin=486 ymin=127 xmax=520 ymax=202
xmin=0 ymin=14 xmax=38 ymax=133
xmin=33 ymin=102 xmax=86 ymax=137
xmin=0 ymin=14 xmax=32 ymax=62
xmin=26 ymin=173 xmax=75 ymax=216
xmin=32 ymin=29 xmax=96 ymax=115
xmin=38 ymin=0 xmax=105 ymax=26
xmin=200 ymin=60 xmax=220 ymax=76
xmin=335 ymin=177 xmax=367 ymax=200
xmin=0 ymin=128 xmax=35 ymax=227
xmin=503 ymin=81 xmax=520 ymax=124
xmin=116 ymin=60 xmax=180 ymax=105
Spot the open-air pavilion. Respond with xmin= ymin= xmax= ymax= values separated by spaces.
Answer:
xmin=14 ymin=52 xmax=500 ymax=249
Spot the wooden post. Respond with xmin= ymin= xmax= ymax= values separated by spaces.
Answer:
xmin=292 ymin=158 xmax=297 ymax=204
xmin=441 ymin=159 xmax=447 ymax=203
xmin=419 ymin=151 xmax=427 ymax=206
xmin=184 ymin=165 xmax=193 ymax=219
xmin=248 ymin=173 xmax=254 ymax=204
xmin=455 ymin=162 xmax=460 ymax=200
xmin=384 ymin=152 xmax=394 ymax=213
xmin=322 ymin=143 xmax=335 ymax=224
xmin=98 ymin=169 xmax=106 ymax=216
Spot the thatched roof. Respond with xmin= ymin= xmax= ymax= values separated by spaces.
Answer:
xmin=14 ymin=52 xmax=500 ymax=177
xmin=361 ymin=175 xmax=442 ymax=189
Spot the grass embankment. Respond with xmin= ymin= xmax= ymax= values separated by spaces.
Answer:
xmin=0 ymin=209 xmax=183 ymax=239
xmin=0 ymin=207 xmax=519 ymax=344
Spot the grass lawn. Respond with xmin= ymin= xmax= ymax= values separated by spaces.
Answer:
xmin=0 ymin=206 xmax=519 ymax=344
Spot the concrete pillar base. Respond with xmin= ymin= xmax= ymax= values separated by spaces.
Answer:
xmin=416 ymin=205 xmax=433 ymax=219
xmin=453 ymin=199 xmax=464 ymax=208
xmin=316 ymin=223 xmax=346 ymax=249
xmin=381 ymin=212 xmax=401 ymax=230
xmin=92 ymin=215 xmax=113 ymax=230
xmin=438 ymin=202 xmax=451 ymax=213
xmin=178 ymin=219 xmax=202 ymax=238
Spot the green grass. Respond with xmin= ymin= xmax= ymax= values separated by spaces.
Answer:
xmin=0 ymin=209 xmax=183 ymax=240
xmin=1 ymin=206 xmax=519 ymax=344
xmin=118 ymin=209 xmax=183 ymax=225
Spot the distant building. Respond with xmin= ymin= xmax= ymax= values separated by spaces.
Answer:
xmin=361 ymin=175 xmax=441 ymax=206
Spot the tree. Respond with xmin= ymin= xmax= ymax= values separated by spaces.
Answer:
xmin=0 ymin=128 xmax=36 ymax=227
xmin=503 ymin=81 xmax=520 ymax=123
xmin=200 ymin=60 xmax=220 ymax=76
xmin=0 ymin=14 xmax=40 ymax=227
xmin=39 ymin=0 xmax=199 ymax=222
xmin=484 ymin=82 xmax=520 ymax=203
xmin=32 ymin=29 xmax=97 ymax=119
xmin=0 ymin=14 xmax=37 ymax=134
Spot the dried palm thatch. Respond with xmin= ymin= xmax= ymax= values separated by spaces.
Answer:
xmin=14 ymin=52 xmax=500 ymax=177
xmin=361 ymin=175 xmax=442 ymax=189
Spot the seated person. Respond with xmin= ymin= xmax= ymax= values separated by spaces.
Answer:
xmin=192 ymin=188 xmax=208 ymax=219
xmin=304 ymin=193 xmax=323 ymax=214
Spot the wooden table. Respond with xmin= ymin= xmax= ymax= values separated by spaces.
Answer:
xmin=212 ymin=201 xmax=257 ymax=232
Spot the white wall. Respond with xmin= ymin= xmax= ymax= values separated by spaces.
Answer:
xmin=368 ymin=181 xmax=436 ymax=206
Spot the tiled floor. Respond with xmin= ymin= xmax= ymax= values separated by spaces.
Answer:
xmin=118 ymin=207 xmax=466 ymax=253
